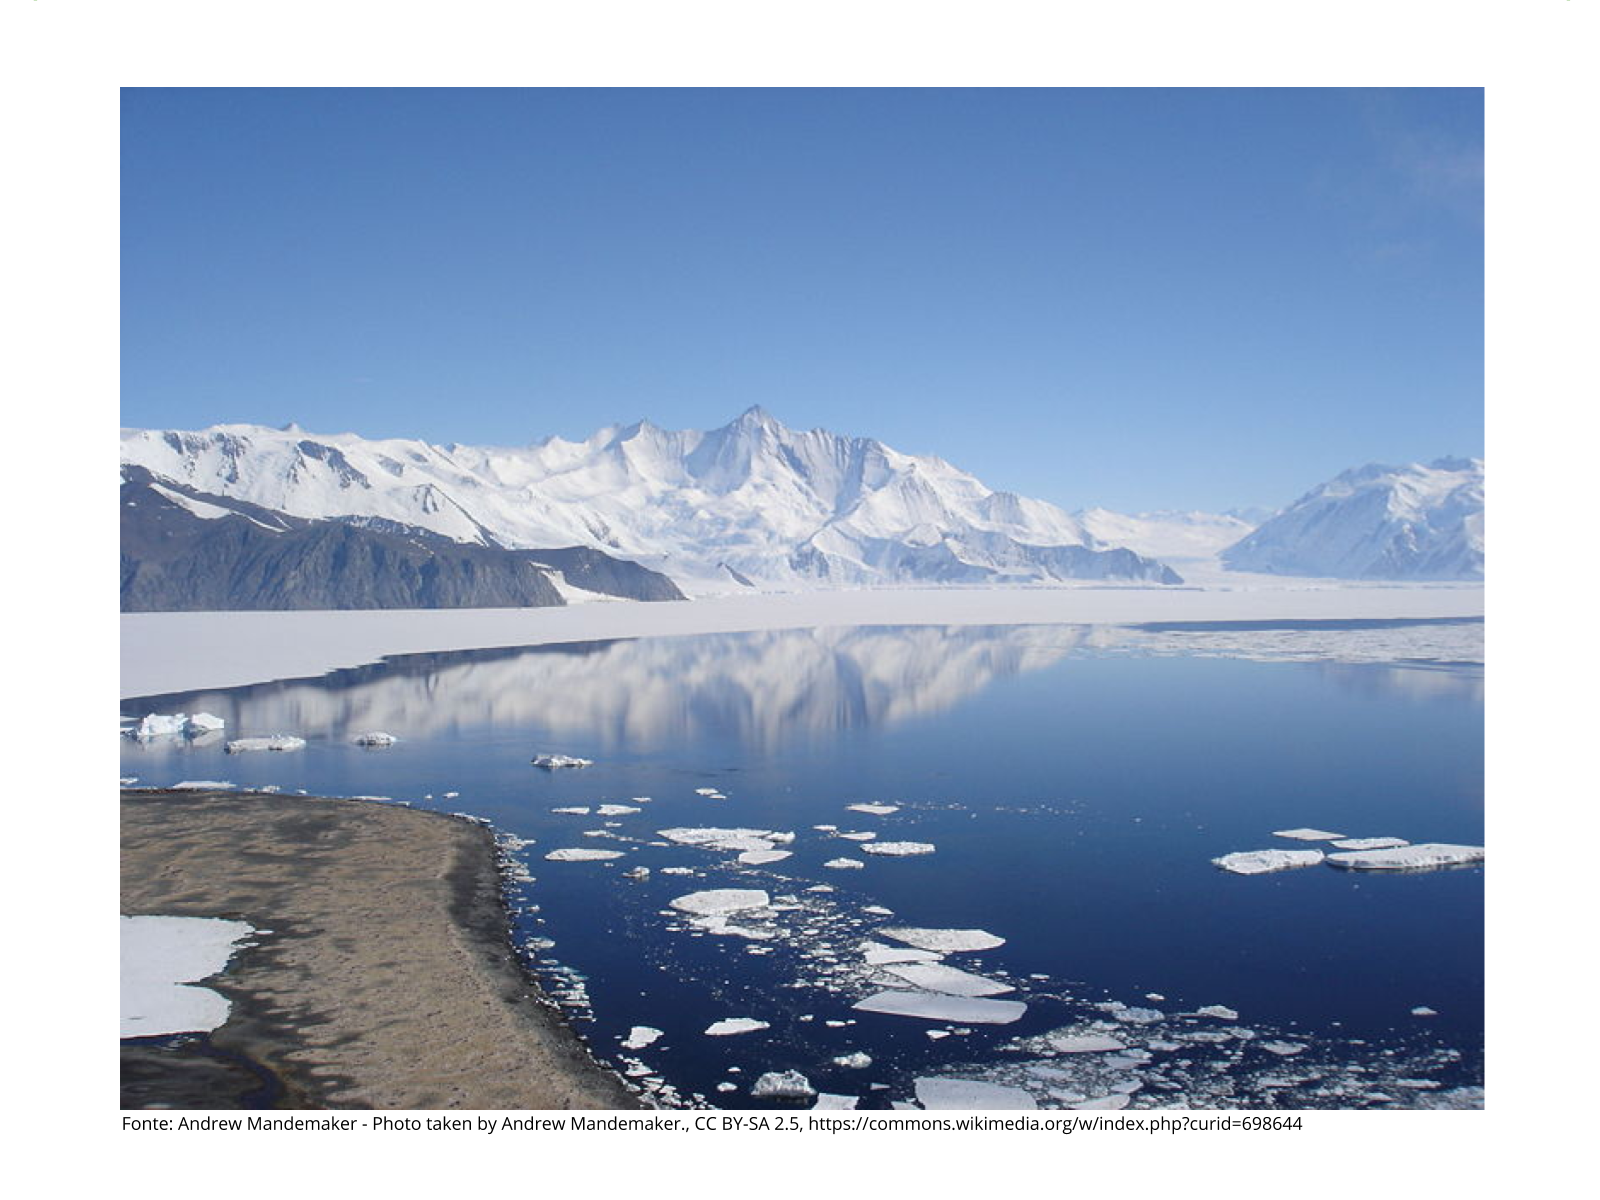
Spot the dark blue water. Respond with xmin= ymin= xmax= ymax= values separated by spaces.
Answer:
xmin=121 ymin=623 xmax=1484 ymax=1108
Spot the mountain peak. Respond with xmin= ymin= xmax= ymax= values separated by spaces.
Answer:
xmin=732 ymin=405 xmax=782 ymax=430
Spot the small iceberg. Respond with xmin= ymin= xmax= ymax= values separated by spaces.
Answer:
xmin=352 ymin=731 xmax=397 ymax=747
xmin=915 ymin=1077 xmax=1037 ymax=1110
xmin=853 ymin=990 xmax=1026 ymax=1025
xmin=224 ymin=735 xmax=306 ymax=753
xmin=532 ymin=754 xmax=594 ymax=769
xmin=859 ymin=841 xmax=936 ymax=857
xmin=750 ymin=1071 xmax=815 ymax=1099
xmin=1272 ymin=828 xmax=1345 ymax=842
xmin=1195 ymin=1005 xmax=1240 ymax=1020
xmin=125 ymin=712 xmax=226 ymax=740
xmin=669 ymin=888 xmax=770 ymax=917
xmin=879 ymin=927 xmax=1005 ymax=953
xmin=1212 ymin=849 xmax=1324 ymax=875
xmin=846 ymin=803 xmax=900 ymax=816
xmin=544 ymin=848 xmax=625 ymax=862
xmin=186 ymin=712 xmax=226 ymax=734
xmin=823 ymin=858 xmax=865 ymax=870
xmin=1325 ymin=843 xmax=1484 ymax=871
xmin=705 ymin=1017 xmax=770 ymax=1037
xmin=597 ymin=804 xmax=641 ymax=816
xmin=832 ymin=1052 xmax=872 ymax=1069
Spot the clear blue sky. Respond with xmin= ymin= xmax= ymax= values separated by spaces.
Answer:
xmin=122 ymin=88 xmax=1482 ymax=513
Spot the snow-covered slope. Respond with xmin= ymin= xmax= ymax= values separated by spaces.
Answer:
xmin=121 ymin=409 xmax=1183 ymax=589
xmin=1077 ymin=508 xmax=1259 ymax=567
xmin=1221 ymin=458 xmax=1484 ymax=580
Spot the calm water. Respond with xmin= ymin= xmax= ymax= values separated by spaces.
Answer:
xmin=121 ymin=622 xmax=1484 ymax=1109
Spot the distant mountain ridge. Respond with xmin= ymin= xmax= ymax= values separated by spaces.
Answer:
xmin=121 ymin=408 xmax=1184 ymax=588
xmin=1221 ymin=457 xmax=1484 ymax=580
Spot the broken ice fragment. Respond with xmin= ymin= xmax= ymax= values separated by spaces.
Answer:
xmin=1212 ymin=849 xmax=1325 ymax=875
xmin=831 ymin=1052 xmax=872 ymax=1069
xmin=914 ymin=1078 xmax=1037 ymax=1110
xmin=532 ymin=753 xmax=593 ymax=769
xmin=859 ymin=841 xmax=936 ymax=857
xmin=1330 ymin=837 xmax=1410 ymax=851
xmin=1195 ymin=1005 xmax=1239 ymax=1020
xmin=1272 ymin=828 xmax=1345 ymax=841
xmin=750 ymin=1071 xmax=814 ymax=1099
xmin=704 ymin=1018 xmax=770 ymax=1037
xmin=812 ymin=1093 xmax=858 ymax=1110
xmin=861 ymin=905 xmax=895 ymax=916
xmin=879 ymin=927 xmax=1005 ymax=953
xmin=225 ymin=735 xmax=306 ymax=753
xmin=846 ymin=803 xmax=900 ymax=816
xmin=837 ymin=831 xmax=877 ymax=841
xmin=669 ymin=888 xmax=770 ymax=917
xmin=861 ymin=942 xmax=943 ymax=966
xmin=1049 ymin=1035 xmax=1126 ymax=1054
xmin=882 ymin=963 xmax=1014 ymax=997
xmin=1070 ymin=1094 xmax=1131 ymax=1110
xmin=621 ymin=1026 xmax=664 ymax=1049
xmin=353 ymin=731 xmax=397 ymax=747
xmin=737 ymin=849 xmax=793 ymax=866
xmin=1260 ymin=1041 xmax=1308 ymax=1056
xmin=544 ymin=848 xmax=625 ymax=861
xmin=597 ymin=804 xmax=641 ymax=816
xmin=1411 ymin=1006 xmax=1438 ymax=1017
xmin=823 ymin=858 xmax=865 ymax=870
xmin=1324 ymin=843 xmax=1484 ymax=871
xmin=853 ymin=990 xmax=1026 ymax=1025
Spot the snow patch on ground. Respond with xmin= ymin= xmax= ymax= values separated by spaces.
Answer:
xmin=121 ymin=915 xmax=255 ymax=1038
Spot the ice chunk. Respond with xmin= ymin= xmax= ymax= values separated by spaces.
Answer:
xmin=813 ymin=1093 xmax=858 ymax=1110
xmin=751 ymin=1071 xmax=814 ymax=1099
xmin=1070 ymin=1094 xmax=1131 ymax=1110
xmin=1325 ymin=843 xmax=1484 ymax=871
xmin=225 ymin=735 xmax=306 ymax=753
xmin=914 ymin=1078 xmax=1037 ymax=1110
xmin=859 ymin=841 xmax=936 ymax=857
xmin=1195 ymin=1005 xmax=1239 ymax=1020
xmin=846 ymin=803 xmax=900 ymax=816
xmin=883 ymin=963 xmax=1014 ymax=997
xmin=1411 ymin=1006 xmax=1438 ymax=1017
xmin=121 ymin=915 xmax=255 ymax=1038
xmin=551 ymin=806 xmax=591 ymax=815
xmin=353 ymin=731 xmax=397 ymax=746
xmin=532 ymin=753 xmax=593 ymax=769
xmin=1330 ymin=837 xmax=1410 ymax=851
xmin=1272 ymin=828 xmax=1345 ymax=841
xmin=705 ymin=1017 xmax=770 ymax=1037
xmin=832 ymin=1052 xmax=872 ymax=1069
xmin=861 ymin=905 xmax=895 ymax=916
xmin=169 ymin=780 xmax=236 ymax=791
xmin=861 ymin=942 xmax=942 ymax=966
xmin=691 ymin=915 xmax=776 ymax=940
xmin=1048 ymin=1035 xmax=1127 ymax=1054
xmin=693 ymin=787 xmax=724 ymax=797
xmin=823 ymin=858 xmax=865 ymax=870
xmin=1260 ymin=1041 xmax=1308 ymax=1056
xmin=1212 ymin=849 xmax=1325 ymax=875
xmin=597 ymin=804 xmax=641 ymax=816
xmin=544 ymin=848 xmax=625 ymax=861
xmin=1112 ymin=1006 xmax=1165 ymax=1025
xmin=621 ymin=1026 xmax=664 ymax=1049
xmin=658 ymin=827 xmax=791 ymax=853
xmin=879 ymin=927 xmax=1005 ymax=953
xmin=669 ymin=888 xmax=770 ymax=916
xmin=186 ymin=713 xmax=226 ymax=734
xmin=127 ymin=713 xmax=187 ymax=740
xmin=737 ymin=849 xmax=793 ymax=866
xmin=853 ymin=990 xmax=1026 ymax=1025
xmin=838 ymin=832 xmax=877 ymax=841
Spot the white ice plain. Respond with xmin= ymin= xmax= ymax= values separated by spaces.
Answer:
xmin=121 ymin=915 xmax=255 ymax=1038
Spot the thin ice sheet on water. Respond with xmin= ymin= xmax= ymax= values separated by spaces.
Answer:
xmin=1049 ymin=1034 xmax=1127 ymax=1054
xmin=1272 ymin=828 xmax=1345 ymax=842
xmin=914 ymin=1077 xmax=1037 ymax=1111
xmin=879 ymin=927 xmax=1005 ymax=953
xmin=846 ymin=803 xmax=900 ymax=816
xmin=883 ymin=962 xmax=1014 ymax=997
xmin=861 ymin=942 xmax=943 ymax=966
xmin=658 ymin=827 xmax=791 ymax=853
xmin=1212 ymin=849 xmax=1325 ymax=875
xmin=813 ymin=1093 xmax=858 ymax=1110
xmin=853 ymin=990 xmax=1026 ymax=1025
xmin=738 ymin=849 xmax=792 ymax=865
xmin=545 ymin=848 xmax=625 ymax=862
xmin=121 ymin=915 xmax=255 ymax=1038
xmin=1326 ymin=843 xmax=1484 ymax=871
xmin=669 ymin=888 xmax=770 ymax=917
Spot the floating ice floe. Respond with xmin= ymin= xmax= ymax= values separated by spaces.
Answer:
xmin=883 ymin=963 xmax=1014 ymax=997
xmin=837 ymin=832 xmax=877 ymax=842
xmin=1260 ymin=1041 xmax=1308 ymax=1056
xmin=862 ymin=905 xmax=895 ymax=916
xmin=861 ymin=942 xmax=943 ymax=966
xmin=1330 ymin=837 xmax=1410 ymax=851
xmin=693 ymin=787 xmax=725 ymax=798
xmin=847 ymin=803 xmax=900 ymax=816
xmin=126 ymin=712 xmax=227 ymax=740
xmin=705 ymin=1017 xmax=770 ymax=1037
xmin=1411 ymin=1006 xmax=1438 ymax=1017
xmin=1325 ymin=843 xmax=1485 ymax=871
xmin=353 ymin=731 xmax=397 ymax=747
xmin=1049 ymin=1034 xmax=1126 ymax=1054
xmin=751 ymin=1071 xmax=815 ymax=1099
xmin=737 ymin=849 xmax=792 ymax=866
xmin=623 ymin=866 xmax=650 ymax=881
xmin=915 ymin=1078 xmax=1037 ymax=1110
xmin=859 ymin=841 xmax=936 ymax=857
xmin=669 ymin=888 xmax=771 ymax=917
xmin=823 ymin=858 xmax=865 ymax=870
xmin=691 ymin=915 xmax=776 ymax=940
xmin=545 ymin=848 xmax=625 ymax=862
xmin=1195 ymin=1005 xmax=1239 ymax=1020
xmin=813 ymin=1093 xmax=858 ymax=1110
xmin=169 ymin=780 xmax=236 ymax=790
xmin=121 ymin=915 xmax=255 ymax=1038
xmin=225 ymin=735 xmax=306 ymax=753
xmin=551 ymin=806 xmax=590 ymax=815
xmin=832 ymin=1052 xmax=872 ymax=1069
xmin=621 ymin=1026 xmax=664 ymax=1050
xmin=532 ymin=753 xmax=593 ymax=769
xmin=186 ymin=712 xmax=226 ymax=734
xmin=659 ymin=827 xmax=794 ymax=854
xmin=853 ymin=990 xmax=1026 ymax=1025
xmin=1272 ymin=828 xmax=1345 ymax=842
xmin=1070 ymin=1094 xmax=1130 ymax=1110
xmin=1212 ymin=849 xmax=1325 ymax=875
xmin=597 ymin=804 xmax=641 ymax=816
xmin=879 ymin=927 xmax=1005 ymax=953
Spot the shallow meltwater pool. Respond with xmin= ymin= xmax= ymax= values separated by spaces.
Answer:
xmin=120 ymin=621 xmax=1485 ymax=1110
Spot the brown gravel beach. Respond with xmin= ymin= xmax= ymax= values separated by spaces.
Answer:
xmin=121 ymin=789 xmax=640 ymax=1110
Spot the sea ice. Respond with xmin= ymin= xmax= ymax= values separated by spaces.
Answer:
xmin=669 ymin=888 xmax=771 ymax=916
xmin=838 ymin=832 xmax=877 ymax=841
xmin=1212 ymin=849 xmax=1325 ymax=875
xmin=1411 ymin=1006 xmax=1438 ymax=1017
xmin=1049 ymin=1035 xmax=1127 ymax=1054
xmin=225 ymin=735 xmax=306 ymax=753
xmin=861 ymin=942 xmax=942 ymax=966
xmin=1324 ymin=843 xmax=1485 ymax=871
xmin=121 ymin=915 xmax=255 ymax=1038
xmin=861 ymin=905 xmax=895 ymax=916
xmin=552 ymin=806 xmax=591 ymax=815
xmin=914 ymin=1078 xmax=1037 ymax=1111
xmin=169 ymin=780 xmax=236 ymax=790
xmin=859 ymin=841 xmax=936 ymax=857
xmin=187 ymin=712 xmax=226 ymax=734
xmin=597 ymin=804 xmax=641 ymax=816
xmin=1195 ymin=1005 xmax=1239 ymax=1020
xmin=1070 ymin=1094 xmax=1131 ymax=1110
xmin=883 ymin=963 xmax=1014 ymax=997
xmin=705 ymin=1018 xmax=770 ymax=1037
xmin=693 ymin=787 xmax=724 ymax=797
xmin=532 ymin=753 xmax=594 ymax=769
xmin=126 ymin=713 xmax=187 ymax=740
xmin=737 ymin=849 xmax=793 ymax=866
xmin=853 ymin=990 xmax=1027 ymax=1025
xmin=621 ymin=1026 xmax=664 ymax=1049
xmin=823 ymin=858 xmax=864 ymax=870
xmin=1330 ymin=837 xmax=1410 ymax=851
xmin=1272 ymin=828 xmax=1345 ymax=842
xmin=832 ymin=1052 xmax=873 ymax=1069
xmin=544 ymin=848 xmax=625 ymax=862
xmin=659 ymin=827 xmax=792 ymax=853
xmin=879 ymin=927 xmax=1006 ymax=953
xmin=813 ymin=1093 xmax=858 ymax=1110
xmin=846 ymin=803 xmax=901 ymax=816
xmin=353 ymin=731 xmax=397 ymax=746
xmin=751 ymin=1071 xmax=815 ymax=1099
xmin=1260 ymin=1041 xmax=1308 ymax=1056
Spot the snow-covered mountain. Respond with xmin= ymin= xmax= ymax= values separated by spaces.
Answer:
xmin=1076 ymin=508 xmax=1259 ymax=568
xmin=1221 ymin=457 xmax=1484 ymax=580
xmin=120 ymin=408 xmax=1183 ymax=589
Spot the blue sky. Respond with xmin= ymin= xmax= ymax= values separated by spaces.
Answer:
xmin=122 ymin=88 xmax=1482 ymax=513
